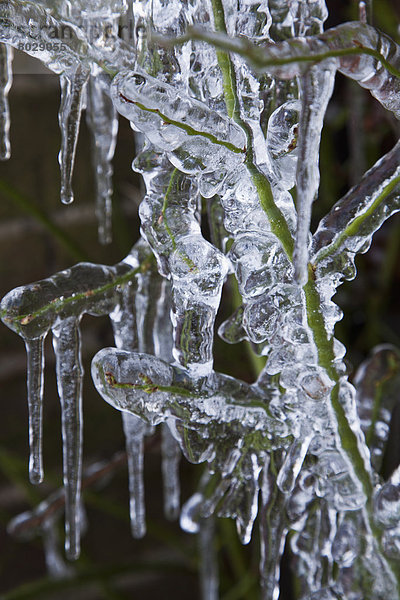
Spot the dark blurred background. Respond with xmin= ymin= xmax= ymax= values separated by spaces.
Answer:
xmin=0 ymin=1 xmax=400 ymax=598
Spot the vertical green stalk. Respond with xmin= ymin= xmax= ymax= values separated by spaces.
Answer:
xmin=210 ymin=0 xmax=399 ymax=590
xmin=210 ymin=0 xmax=294 ymax=260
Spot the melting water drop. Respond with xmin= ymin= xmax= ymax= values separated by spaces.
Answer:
xmin=25 ymin=336 xmax=45 ymax=485
xmin=0 ymin=42 xmax=12 ymax=161
xmin=52 ymin=316 xmax=83 ymax=560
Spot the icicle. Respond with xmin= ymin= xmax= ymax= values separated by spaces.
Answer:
xmin=153 ymin=278 xmax=174 ymax=361
xmin=24 ymin=336 xmax=45 ymax=485
xmin=0 ymin=43 xmax=12 ymax=160
xmin=86 ymin=76 xmax=119 ymax=244
xmin=161 ymin=423 xmax=181 ymax=520
xmin=58 ymin=67 xmax=89 ymax=205
xmin=259 ymin=459 xmax=288 ymax=600
xmin=198 ymin=516 xmax=219 ymax=600
xmin=293 ymin=60 xmax=336 ymax=285
xmin=353 ymin=344 xmax=400 ymax=473
xmin=52 ymin=316 xmax=83 ymax=560
xmin=276 ymin=432 xmax=313 ymax=494
xmin=122 ymin=412 xmax=147 ymax=538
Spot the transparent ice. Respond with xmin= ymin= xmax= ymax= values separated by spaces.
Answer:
xmin=2 ymin=0 xmax=400 ymax=598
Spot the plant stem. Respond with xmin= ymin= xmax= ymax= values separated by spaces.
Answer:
xmin=210 ymin=0 xmax=294 ymax=261
xmin=0 ymin=255 xmax=155 ymax=330
xmin=165 ymin=26 xmax=400 ymax=81
xmin=210 ymin=0 xmax=399 ymax=589
xmin=314 ymin=172 xmax=400 ymax=264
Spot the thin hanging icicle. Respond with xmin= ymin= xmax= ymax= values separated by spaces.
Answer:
xmin=259 ymin=459 xmax=288 ymax=600
xmin=161 ymin=423 xmax=181 ymax=520
xmin=52 ymin=316 xmax=83 ymax=560
xmin=293 ymin=60 xmax=336 ymax=285
xmin=122 ymin=413 xmax=147 ymax=538
xmin=156 ymin=278 xmax=181 ymax=521
xmin=58 ymin=66 xmax=89 ymax=205
xmin=86 ymin=76 xmax=119 ymax=244
xmin=0 ymin=43 xmax=12 ymax=161
xmin=110 ymin=243 xmax=148 ymax=538
xmin=276 ymin=432 xmax=313 ymax=494
xmin=24 ymin=336 xmax=45 ymax=485
xmin=198 ymin=516 xmax=219 ymax=600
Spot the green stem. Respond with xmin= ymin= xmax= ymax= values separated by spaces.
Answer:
xmin=303 ymin=266 xmax=372 ymax=497
xmin=303 ymin=267 xmax=400 ymax=589
xmin=119 ymin=95 xmax=245 ymax=154
xmin=1 ymin=255 xmax=154 ymax=329
xmin=315 ymin=172 xmax=400 ymax=264
xmin=210 ymin=0 xmax=294 ymax=261
xmin=210 ymin=0 xmax=399 ymax=589
xmin=165 ymin=27 xmax=400 ymax=81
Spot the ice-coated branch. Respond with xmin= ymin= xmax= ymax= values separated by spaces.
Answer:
xmin=160 ymin=21 xmax=400 ymax=119
xmin=293 ymin=59 xmax=336 ymax=284
xmin=312 ymin=138 xmax=400 ymax=276
xmin=0 ymin=245 xmax=154 ymax=556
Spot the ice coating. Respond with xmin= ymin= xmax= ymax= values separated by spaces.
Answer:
xmin=91 ymin=348 xmax=287 ymax=437
xmin=0 ymin=42 xmax=12 ymax=160
xmin=312 ymin=140 xmax=400 ymax=274
xmin=3 ymin=0 xmax=400 ymax=597
xmin=110 ymin=240 xmax=182 ymax=533
xmin=0 ymin=0 xmax=134 ymax=234
xmin=184 ymin=21 xmax=400 ymax=119
xmin=0 ymin=248 xmax=151 ymax=557
xmin=112 ymin=69 xmax=246 ymax=161
xmin=276 ymin=432 xmax=313 ymax=494
xmin=133 ymin=148 xmax=230 ymax=377
xmin=293 ymin=60 xmax=336 ymax=285
xmin=67 ymin=0 xmax=127 ymax=236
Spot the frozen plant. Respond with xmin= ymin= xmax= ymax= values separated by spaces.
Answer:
xmin=1 ymin=0 xmax=400 ymax=598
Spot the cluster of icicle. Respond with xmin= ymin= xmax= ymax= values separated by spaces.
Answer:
xmin=2 ymin=0 xmax=400 ymax=598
